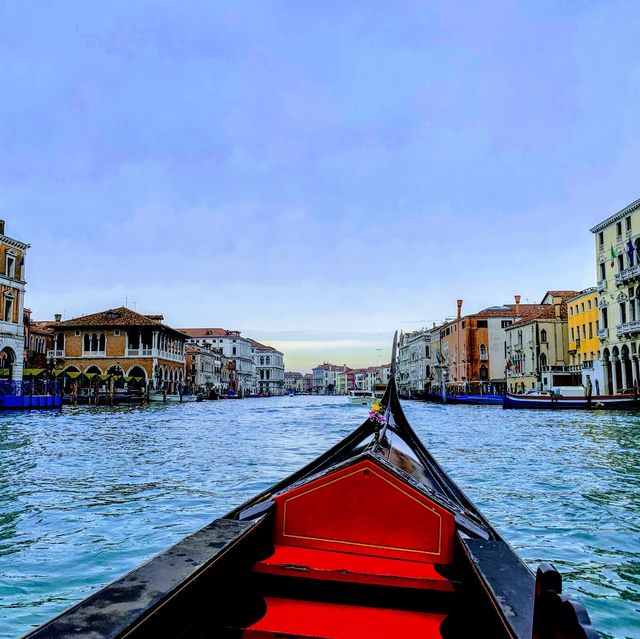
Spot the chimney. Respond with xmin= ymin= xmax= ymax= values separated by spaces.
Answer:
xmin=54 ymin=313 xmax=61 ymax=322
xmin=514 ymin=295 xmax=521 ymax=315
xmin=554 ymin=298 xmax=562 ymax=319
xmin=0 ymin=220 xmax=5 ymax=235
xmin=456 ymin=299 xmax=463 ymax=320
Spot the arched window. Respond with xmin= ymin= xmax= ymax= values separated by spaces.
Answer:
xmin=479 ymin=365 xmax=488 ymax=380
xmin=479 ymin=344 xmax=487 ymax=359
xmin=98 ymin=333 xmax=105 ymax=351
xmin=260 ymin=356 xmax=264 ymax=365
xmin=540 ymin=352 xmax=548 ymax=369
xmin=540 ymin=329 xmax=548 ymax=343
xmin=266 ymin=355 xmax=270 ymax=365
xmin=84 ymin=334 xmax=90 ymax=351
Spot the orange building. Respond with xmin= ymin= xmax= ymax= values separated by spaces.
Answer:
xmin=49 ymin=307 xmax=186 ymax=391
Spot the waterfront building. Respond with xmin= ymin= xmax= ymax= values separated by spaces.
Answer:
xmin=185 ymin=343 xmax=225 ymax=393
xmin=296 ymin=373 xmax=312 ymax=394
xmin=504 ymin=291 xmax=578 ymax=392
xmin=436 ymin=297 xmax=549 ymax=390
xmin=284 ymin=371 xmax=302 ymax=393
xmin=566 ymin=288 xmax=602 ymax=391
xmin=250 ymin=339 xmax=285 ymax=395
xmin=398 ymin=329 xmax=432 ymax=395
xmin=0 ymin=220 xmax=29 ymax=381
xmin=23 ymin=308 xmax=53 ymax=370
xmin=179 ymin=328 xmax=255 ymax=395
xmin=590 ymin=198 xmax=640 ymax=393
xmin=49 ymin=307 xmax=187 ymax=391
xmin=311 ymin=363 xmax=348 ymax=394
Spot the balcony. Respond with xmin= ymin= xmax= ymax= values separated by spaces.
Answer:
xmin=514 ymin=342 xmax=523 ymax=352
xmin=597 ymin=328 xmax=609 ymax=340
xmin=47 ymin=349 xmax=65 ymax=359
xmin=126 ymin=348 xmax=153 ymax=357
xmin=81 ymin=350 xmax=106 ymax=357
xmin=615 ymin=264 xmax=640 ymax=286
xmin=616 ymin=321 xmax=640 ymax=337
xmin=479 ymin=353 xmax=488 ymax=361
xmin=597 ymin=279 xmax=606 ymax=292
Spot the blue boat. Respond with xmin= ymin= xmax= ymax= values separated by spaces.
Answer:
xmin=425 ymin=391 xmax=503 ymax=406
xmin=503 ymin=391 xmax=640 ymax=410
xmin=0 ymin=379 xmax=62 ymax=410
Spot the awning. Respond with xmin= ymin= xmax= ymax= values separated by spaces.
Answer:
xmin=99 ymin=374 xmax=111 ymax=381
xmin=50 ymin=370 xmax=64 ymax=377
xmin=124 ymin=376 xmax=133 ymax=382
xmin=66 ymin=372 xmax=82 ymax=379
xmin=23 ymin=368 xmax=46 ymax=376
xmin=85 ymin=373 xmax=97 ymax=379
xmin=133 ymin=377 xmax=143 ymax=383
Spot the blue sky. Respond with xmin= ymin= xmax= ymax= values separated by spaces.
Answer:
xmin=3 ymin=1 xmax=639 ymax=371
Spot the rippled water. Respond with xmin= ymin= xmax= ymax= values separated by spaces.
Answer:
xmin=0 ymin=397 xmax=638 ymax=639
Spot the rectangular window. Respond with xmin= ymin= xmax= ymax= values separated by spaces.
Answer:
xmin=582 ymin=325 xmax=586 ymax=339
xmin=581 ymin=303 xmax=584 ymax=312
xmin=114 ymin=329 xmax=120 ymax=336
xmin=618 ymin=254 xmax=624 ymax=272
xmin=617 ymin=221 xmax=622 ymax=236
xmin=5 ymin=255 xmax=15 ymax=278
xmin=571 ymin=327 xmax=574 ymax=341
xmin=626 ymin=216 xmax=632 ymax=232
xmin=75 ymin=330 xmax=80 ymax=336
xmin=501 ymin=320 xmax=512 ymax=328
xmin=3 ymin=298 xmax=12 ymax=322
xmin=477 ymin=320 xmax=488 ymax=328
xmin=232 ymin=346 xmax=237 ymax=355
xmin=620 ymin=302 xmax=627 ymax=324
xmin=599 ymin=231 xmax=604 ymax=246
xmin=587 ymin=300 xmax=591 ymax=310
xmin=602 ymin=308 xmax=608 ymax=329
xmin=588 ymin=323 xmax=593 ymax=339
xmin=600 ymin=262 xmax=606 ymax=280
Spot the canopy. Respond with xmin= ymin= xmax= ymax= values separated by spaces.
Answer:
xmin=99 ymin=374 xmax=111 ymax=381
xmin=23 ymin=368 xmax=46 ymax=376
xmin=66 ymin=371 xmax=82 ymax=379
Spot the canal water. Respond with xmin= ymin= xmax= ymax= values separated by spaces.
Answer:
xmin=0 ymin=397 xmax=638 ymax=639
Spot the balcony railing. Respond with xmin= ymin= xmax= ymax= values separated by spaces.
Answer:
xmin=540 ymin=365 xmax=577 ymax=373
xmin=597 ymin=328 xmax=609 ymax=340
xmin=81 ymin=350 xmax=106 ymax=357
xmin=597 ymin=279 xmax=606 ymax=292
xmin=126 ymin=348 xmax=153 ymax=357
xmin=47 ymin=349 xmax=65 ymax=358
xmin=615 ymin=264 xmax=640 ymax=286
xmin=616 ymin=320 xmax=640 ymax=337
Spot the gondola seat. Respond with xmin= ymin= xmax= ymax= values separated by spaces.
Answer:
xmin=243 ymin=596 xmax=446 ymax=639
xmin=254 ymin=544 xmax=454 ymax=591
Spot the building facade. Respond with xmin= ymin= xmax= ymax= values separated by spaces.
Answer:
xmin=566 ymin=288 xmax=602 ymax=391
xmin=284 ymin=371 xmax=302 ymax=393
xmin=311 ymin=363 xmax=348 ymax=394
xmin=49 ymin=307 xmax=186 ymax=391
xmin=179 ymin=328 xmax=255 ymax=395
xmin=185 ymin=343 xmax=226 ymax=393
xmin=398 ymin=328 xmax=432 ymax=395
xmin=251 ymin=340 xmax=285 ymax=395
xmin=23 ymin=308 xmax=53 ymax=370
xmin=590 ymin=198 xmax=640 ymax=393
xmin=504 ymin=292 xmax=577 ymax=392
xmin=0 ymin=220 xmax=29 ymax=380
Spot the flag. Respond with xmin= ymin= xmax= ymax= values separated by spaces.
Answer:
xmin=505 ymin=359 xmax=512 ymax=371
xmin=627 ymin=239 xmax=635 ymax=261
xmin=611 ymin=244 xmax=616 ymax=267
xmin=18 ymin=256 xmax=24 ymax=267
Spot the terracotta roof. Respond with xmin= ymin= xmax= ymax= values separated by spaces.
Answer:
xmin=508 ymin=304 xmax=568 ymax=328
xmin=54 ymin=307 xmax=185 ymax=337
xmin=542 ymin=290 xmax=580 ymax=303
xmin=178 ymin=327 xmax=242 ymax=338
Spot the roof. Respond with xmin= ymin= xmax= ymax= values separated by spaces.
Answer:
xmin=590 ymin=197 xmax=640 ymax=233
xmin=178 ymin=328 xmax=242 ymax=338
xmin=565 ymin=287 xmax=598 ymax=303
xmin=54 ymin=307 xmax=185 ymax=337
xmin=507 ymin=304 xmax=568 ymax=328
xmin=542 ymin=290 xmax=580 ymax=303
xmin=248 ymin=338 xmax=277 ymax=352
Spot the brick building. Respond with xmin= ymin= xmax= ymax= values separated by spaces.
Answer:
xmin=49 ymin=307 xmax=186 ymax=391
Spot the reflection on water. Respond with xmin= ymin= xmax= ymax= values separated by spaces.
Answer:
xmin=0 ymin=398 xmax=638 ymax=639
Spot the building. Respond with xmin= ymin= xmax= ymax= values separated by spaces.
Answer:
xmin=566 ymin=288 xmax=601 ymax=390
xmin=398 ymin=328 xmax=432 ymax=396
xmin=297 ymin=373 xmax=312 ymax=394
xmin=0 ymin=220 xmax=29 ymax=381
xmin=504 ymin=291 xmax=578 ymax=392
xmin=23 ymin=308 xmax=53 ymax=370
xmin=49 ymin=307 xmax=187 ymax=391
xmin=436 ymin=297 xmax=549 ymax=390
xmin=284 ymin=371 xmax=302 ymax=393
xmin=185 ymin=343 xmax=226 ymax=393
xmin=179 ymin=328 xmax=255 ymax=395
xmin=250 ymin=339 xmax=285 ymax=395
xmin=590 ymin=198 xmax=640 ymax=393
xmin=311 ymin=363 xmax=348 ymax=394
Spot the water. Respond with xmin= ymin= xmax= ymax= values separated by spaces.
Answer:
xmin=0 ymin=397 xmax=638 ymax=639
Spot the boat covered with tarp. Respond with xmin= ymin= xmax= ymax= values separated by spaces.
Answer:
xmin=24 ymin=336 xmax=597 ymax=639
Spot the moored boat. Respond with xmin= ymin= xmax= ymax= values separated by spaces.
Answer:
xmin=347 ymin=389 xmax=378 ymax=405
xmin=504 ymin=390 xmax=640 ymax=409
xmin=426 ymin=391 xmax=503 ymax=406
xmin=148 ymin=390 xmax=198 ymax=403
xmin=24 ymin=335 xmax=597 ymax=639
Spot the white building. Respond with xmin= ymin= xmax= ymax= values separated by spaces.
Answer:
xmin=590 ymin=197 xmax=640 ymax=393
xmin=312 ymin=363 xmax=348 ymax=394
xmin=179 ymin=327 xmax=255 ymax=395
xmin=185 ymin=343 xmax=226 ymax=393
xmin=251 ymin=339 xmax=285 ymax=395
xmin=0 ymin=220 xmax=29 ymax=382
xmin=398 ymin=329 xmax=432 ymax=396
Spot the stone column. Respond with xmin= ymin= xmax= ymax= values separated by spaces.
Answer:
xmin=611 ymin=359 xmax=619 ymax=394
xmin=621 ymin=358 xmax=629 ymax=391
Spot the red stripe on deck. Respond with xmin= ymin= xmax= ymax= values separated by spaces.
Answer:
xmin=254 ymin=545 xmax=454 ymax=591
xmin=243 ymin=597 xmax=445 ymax=639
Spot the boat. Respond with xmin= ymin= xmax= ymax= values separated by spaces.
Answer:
xmin=148 ymin=390 xmax=198 ymax=403
xmin=504 ymin=389 xmax=640 ymax=410
xmin=425 ymin=391 xmax=503 ymax=406
xmin=25 ymin=335 xmax=597 ymax=639
xmin=347 ymin=389 xmax=378 ymax=405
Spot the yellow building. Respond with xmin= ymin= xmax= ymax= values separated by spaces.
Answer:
xmin=567 ymin=288 xmax=599 ymax=368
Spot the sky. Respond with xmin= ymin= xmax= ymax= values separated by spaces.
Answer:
xmin=3 ymin=1 xmax=640 ymax=372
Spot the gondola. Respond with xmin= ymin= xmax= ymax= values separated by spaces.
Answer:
xmin=24 ymin=336 xmax=597 ymax=639
xmin=503 ymin=390 xmax=640 ymax=410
